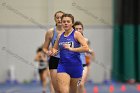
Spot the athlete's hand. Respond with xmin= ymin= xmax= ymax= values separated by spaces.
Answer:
xmin=50 ymin=48 xmax=58 ymax=56
xmin=45 ymin=50 xmax=52 ymax=56
xmin=63 ymin=44 xmax=72 ymax=51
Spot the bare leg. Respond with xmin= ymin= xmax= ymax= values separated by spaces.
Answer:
xmin=49 ymin=80 xmax=55 ymax=93
xmin=57 ymin=73 xmax=70 ymax=93
xmin=46 ymin=69 xmax=55 ymax=93
xmin=50 ymin=69 xmax=58 ymax=93
xmin=70 ymin=78 xmax=82 ymax=93
xmin=86 ymin=65 xmax=91 ymax=81
xmin=39 ymin=69 xmax=47 ymax=93
xmin=78 ymin=66 xmax=88 ymax=93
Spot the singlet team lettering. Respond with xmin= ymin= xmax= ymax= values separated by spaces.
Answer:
xmin=59 ymin=41 xmax=74 ymax=48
